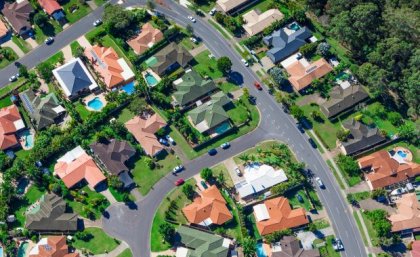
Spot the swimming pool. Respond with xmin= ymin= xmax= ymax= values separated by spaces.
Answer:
xmin=290 ymin=22 xmax=301 ymax=31
xmin=121 ymin=81 xmax=135 ymax=95
xmin=256 ymin=243 xmax=267 ymax=257
xmin=17 ymin=242 xmax=28 ymax=257
xmin=21 ymin=130 xmax=34 ymax=149
xmin=397 ymin=150 xmax=407 ymax=158
xmin=214 ymin=122 xmax=231 ymax=135
xmin=17 ymin=178 xmax=29 ymax=195
xmin=0 ymin=246 xmax=3 ymax=257
xmin=87 ymin=97 xmax=104 ymax=111
xmin=145 ymin=72 xmax=158 ymax=87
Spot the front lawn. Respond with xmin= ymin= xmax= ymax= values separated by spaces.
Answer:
xmin=44 ymin=51 xmax=64 ymax=66
xmin=66 ymin=186 xmax=110 ymax=220
xmin=0 ymin=97 xmax=12 ymax=108
xmin=233 ymin=140 xmax=283 ymax=164
xmin=0 ymin=47 xmax=18 ymax=69
xmin=70 ymin=41 xmax=82 ymax=56
xmin=227 ymin=101 xmax=249 ymax=126
xmin=73 ymin=227 xmax=119 ymax=255
xmin=284 ymin=187 xmax=319 ymax=211
xmin=361 ymin=211 xmax=380 ymax=246
xmin=218 ymin=82 xmax=239 ymax=93
xmin=62 ymin=0 xmax=92 ymax=24
xmin=116 ymin=249 xmax=133 ymax=257
xmin=193 ymin=50 xmax=223 ymax=79
xmin=33 ymin=21 xmax=63 ymax=44
xmin=317 ymin=236 xmax=341 ymax=257
xmin=12 ymin=36 xmax=31 ymax=53
xmin=211 ymin=163 xmax=234 ymax=188
xmin=9 ymin=185 xmax=45 ymax=228
xmin=151 ymin=179 xmax=195 ymax=252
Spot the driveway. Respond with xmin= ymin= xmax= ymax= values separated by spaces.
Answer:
xmin=296 ymin=227 xmax=334 ymax=250
xmin=1 ymin=40 xmax=25 ymax=57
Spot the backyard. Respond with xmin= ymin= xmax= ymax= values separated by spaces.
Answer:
xmin=9 ymin=185 xmax=45 ymax=228
xmin=62 ymin=0 xmax=92 ymax=24
xmin=65 ymin=186 xmax=110 ymax=220
xmin=73 ymin=227 xmax=120 ymax=255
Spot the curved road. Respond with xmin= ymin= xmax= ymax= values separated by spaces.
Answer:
xmin=0 ymin=1 xmax=367 ymax=256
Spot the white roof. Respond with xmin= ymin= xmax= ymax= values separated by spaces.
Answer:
xmin=253 ymin=203 xmax=270 ymax=221
xmin=13 ymin=119 xmax=25 ymax=130
xmin=199 ymin=217 xmax=213 ymax=226
xmin=117 ymin=58 xmax=135 ymax=81
xmin=52 ymin=105 xmax=66 ymax=114
xmin=222 ymin=238 xmax=232 ymax=248
xmin=176 ymin=247 xmax=189 ymax=257
xmin=57 ymin=146 xmax=85 ymax=164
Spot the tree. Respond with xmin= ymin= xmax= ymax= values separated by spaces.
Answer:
xmin=336 ymin=128 xmax=350 ymax=141
xmin=75 ymin=231 xmax=93 ymax=241
xmin=397 ymin=121 xmax=418 ymax=145
xmin=242 ymin=88 xmax=250 ymax=99
xmin=310 ymin=110 xmax=323 ymax=122
xmin=317 ymin=42 xmax=331 ymax=57
xmin=217 ymin=56 xmax=232 ymax=75
xmin=299 ymin=42 xmax=318 ymax=58
xmin=336 ymin=154 xmax=360 ymax=177
xmin=200 ymin=168 xmax=213 ymax=181
xmin=128 ymin=97 xmax=148 ymax=115
xmin=36 ymin=62 xmax=54 ymax=82
xmin=387 ymin=112 xmax=403 ymax=126
xmin=292 ymin=10 xmax=307 ymax=24
xmin=73 ymin=45 xmax=85 ymax=59
xmin=242 ymin=237 xmax=256 ymax=257
xmin=159 ymin=223 xmax=175 ymax=243
xmin=33 ymin=12 xmax=49 ymax=27
xmin=18 ymin=65 xmax=29 ymax=78
xmin=269 ymin=67 xmax=286 ymax=86
xmin=103 ymin=4 xmax=135 ymax=38
xmin=371 ymin=188 xmax=386 ymax=199
xmin=290 ymin=105 xmax=305 ymax=120
xmin=182 ymin=183 xmax=195 ymax=200
xmin=186 ymin=24 xmax=194 ymax=35
xmin=108 ymin=175 xmax=123 ymax=190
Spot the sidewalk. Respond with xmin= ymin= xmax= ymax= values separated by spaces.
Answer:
xmin=79 ymin=241 xmax=130 ymax=257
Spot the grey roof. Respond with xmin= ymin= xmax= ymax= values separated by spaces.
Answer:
xmin=341 ymin=119 xmax=386 ymax=155
xmin=90 ymin=139 xmax=136 ymax=175
xmin=320 ymin=85 xmax=369 ymax=118
xmin=177 ymin=226 xmax=229 ymax=257
xmin=150 ymin=43 xmax=193 ymax=75
xmin=19 ymin=89 xmax=65 ymax=130
xmin=2 ymin=0 xmax=33 ymax=34
xmin=272 ymin=236 xmax=320 ymax=257
xmin=25 ymin=193 xmax=78 ymax=232
xmin=263 ymin=26 xmax=312 ymax=63
xmin=118 ymin=171 xmax=135 ymax=188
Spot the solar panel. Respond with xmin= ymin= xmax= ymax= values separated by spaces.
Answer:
xmin=22 ymin=94 xmax=35 ymax=114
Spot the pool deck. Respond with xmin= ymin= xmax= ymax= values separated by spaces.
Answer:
xmin=393 ymin=147 xmax=413 ymax=162
xmin=83 ymin=93 xmax=108 ymax=112
xmin=142 ymin=68 xmax=161 ymax=87
xmin=18 ymin=129 xmax=35 ymax=150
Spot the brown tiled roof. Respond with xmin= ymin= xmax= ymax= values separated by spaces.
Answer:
xmin=29 ymin=236 xmax=79 ymax=257
xmin=125 ymin=113 xmax=166 ymax=156
xmin=182 ymin=185 xmax=233 ymax=225
xmin=255 ymin=197 xmax=308 ymax=236
xmin=412 ymin=240 xmax=420 ymax=257
xmin=242 ymin=9 xmax=284 ymax=36
xmin=271 ymin=236 xmax=320 ymax=257
xmin=388 ymin=193 xmax=420 ymax=232
xmin=358 ymin=150 xmax=420 ymax=189
xmin=286 ymin=58 xmax=333 ymax=91
xmin=2 ymin=0 xmax=33 ymax=33
xmin=90 ymin=139 xmax=135 ymax=175
xmin=127 ymin=23 xmax=163 ymax=55
xmin=0 ymin=105 xmax=23 ymax=150
xmin=38 ymin=0 xmax=62 ymax=15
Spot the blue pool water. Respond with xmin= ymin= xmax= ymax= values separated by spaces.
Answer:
xmin=0 ymin=247 xmax=3 ymax=257
xmin=87 ymin=97 xmax=104 ymax=111
xmin=214 ymin=122 xmax=231 ymax=135
xmin=145 ymin=72 xmax=158 ymax=87
xmin=397 ymin=150 xmax=407 ymax=158
xmin=21 ymin=130 xmax=34 ymax=148
xmin=290 ymin=22 xmax=301 ymax=31
xmin=17 ymin=178 xmax=29 ymax=195
xmin=121 ymin=81 xmax=135 ymax=95
xmin=256 ymin=243 xmax=267 ymax=257
xmin=17 ymin=242 xmax=28 ymax=257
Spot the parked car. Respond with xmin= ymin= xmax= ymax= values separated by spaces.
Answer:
xmin=190 ymin=37 xmax=198 ymax=43
xmin=166 ymin=135 xmax=175 ymax=145
xmin=241 ymin=59 xmax=249 ymax=67
xmin=254 ymin=81 xmax=262 ymax=90
xmin=93 ymin=19 xmax=102 ymax=26
xmin=175 ymin=178 xmax=185 ymax=186
xmin=209 ymin=8 xmax=217 ymax=16
xmin=297 ymin=123 xmax=305 ymax=133
xmin=200 ymin=180 xmax=208 ymax=189
xmin=188 ymin=16 xmax=196 ymax=22
xmin=297 ymin=194 xmax=304 ymax=203
xmin=208 ymin=149 xmax=217 ymax=156
xmin=235 ymin=167 xmax=242 ymax=176
xmin=8 ymin=75 xmax=17 ymax=82
xmin=220 ymin=142 xmax=230 ymax=149
xmin=172 ymin=165 xmax=184 ymax=174
xmin=159 ymin=138 xmax=169 ymax=146
xmin=315 ymin=177 xmax=325 ymax=189
xmin=45 ymin=37 xmax=54 ymax=45
xmin=308 ymin=138 xmax=317 ymax=148
xmin=332 ymin=238 xmax=344 ymax=251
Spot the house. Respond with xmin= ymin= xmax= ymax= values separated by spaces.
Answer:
xmin=124 ymin=113 xmax=167 ymax=156
xmin=411 ymin=240 xmax=420 ymax=257
xmin=320 ymin=85 xmax=369 ymax=119
xmin=19 ymin=89 xmax=66 ymax=130
xmin=216 ymin=0 xmax=256 ymax=14
xmin=145 ymin=42 xmax=193 ymax=76
xmin=235 ymin=163 xmax=288 ymax=200
xmin=2 ymin=0 xmax=34 ymax=37
xmin=175 ymin=226 xmax=231 ymax=257
xmin=84 ymin=45 xmax=135 ymax=89
xmin=172 ymin=69 xmax=217 ymax=109
xmin=388 ymin=193 xmax=420 ymax=233
xmin=263 ymin=26 xmax=312 ymax=64
xmin=339 ymin=119 xmax=386 ymax=156
xmin=182 ymin=185 xmax=232 ymax=226
xmin=37 ymin=0 xmax=66 ymax=24
xmin=242 ymin=9 xmax=284 ymax=36
xmin=54 ymin=146 xmax=106 ymax=189
xmin=90 ymin=139 xmax=136 ymax=188
xmin=29 ymin=236 xmax=79 ymax=257
xmin=284 ymin=58 xmax=333 ymax=91
xmin=253 ymin=197 xmax=308 ymax=236
xmin=358 ymin=149 xmax=420 ymax=190
xmin=0 ymin=105 xmax=25 ymax=151
xmin=52 ymin=58 xmax=99 ymax=100
xmin=266 ymin=236 xmax=320 ymax=257
xmin=0 ymin=19 xmax=9 ymax=39
xmin=187 ymin=92 xmax=232 ymax=135
xmin=127 ymin=23 xmax=163 ymax=55
xmin=25 ymin=193 xmax=79 ymax=233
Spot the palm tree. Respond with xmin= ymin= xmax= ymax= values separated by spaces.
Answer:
xmin=239 ymin=154 xmax=250 ymax=164
xmin=242 ymin=237 xmax=256 ymax=257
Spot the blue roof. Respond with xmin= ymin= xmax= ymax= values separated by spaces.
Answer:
xmin=52 ymin=10 xmax=65 ymax=20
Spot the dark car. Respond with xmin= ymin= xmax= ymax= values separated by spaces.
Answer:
xmin=200 ymin=181 xmax=208 ymax=189
xmin=45 ymin=37 xmax=54 ymax=45
xmin=297 ymin=194 xmax=304 ymax=203
xmin=254 ymin=81 xmax=262 ymax=90
xmin=308 ymin=138 xmax=317 ymax=148
xmin=208 ymin=149 xmax=217 ymax=156
xmin=297 ymin=123 xmax=305 ymax=133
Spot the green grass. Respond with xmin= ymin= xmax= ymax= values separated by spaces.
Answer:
xmin=317 ymin=236 xmax=341 ymax=257
xmin=336 ymin=159 xmax=362 ymax=187
xmin=193 ymin=50 xmax=223 ymax=79
xmin=312 ymin=219 xmax=330 ymax=230
xmin=353 ymin=211 xmax=369 ymax=246
xmin=129 ymin=152 xmax=181 ymax=196
xmin=208 ymin=19 xmax=231 ymax=40
xmin=117 ymin=108 xmax=134 ymax=123
xmin=33 ymin=21 xmax=63 ymax=44
xmin=85 ymin=26 xmax=106 ymax=43
xmin=116 ymin=249 xmax=133 ymax=257
xmin=44 ymin=51 xmax=64 ymax=66
xmin=193 ymin=0 xmax=215 ymax=12
xmin=216 ymin=190 xmax=243 ymax=240
xmin=63 ymin=0 xmax=92 ymax=24
xmin=70 ymin=41 xmax=82 ymax=56
xmin=415 ymin=233 xmax=420 ymax=240
xmin=12 ymin=36 xmax=31 ymax=53
xmin=9 ymin=185 xmax=45 ymax=228
xmin=66 ymin=186 xmax=110 ymax=220
xmin=75 ymin=102 xmax=91 ymax=120
xmin=326 ymin=160 xmax=346 ymax=189
xmin=0 ymin=47 xmax=18 ymax=69
xmin=73 ymin=227 xmax=119 ymax=255
xmin=233 ymin=141 xmax=280 ymax=164
xmin=245 ymin=211 xmax=262 ymax=240
xmin=218 ymin=82 xmax=239 ymax=93
xmin=109 ymin=187 xmax=132 ymax=202
xmin=237 ymin=0 xmax=276 ymax=15
xmin=151 ymin=178 xmax=195 ymax=252
xmin=180 ymin=36 xmax=202 ymax=51
xmin=211 ymin=163 xmax=234 ymax=188
xmin=93 ymin=0 xmax=107 ymax=6
xmin=227 ymin=102 xmax=249 ymax=126
xmin=284 ymin=187 xmax=315 ymax=211
xmin=0 ymin=97 xmax=12 ymax=108
xmin=361 ymin=211 xmax=379 ymax=246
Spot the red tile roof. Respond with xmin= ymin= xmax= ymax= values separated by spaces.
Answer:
xmin=29 ymin=236 xmax=79 ymax=257
xmin=127 ymin=23 xmax=163 ymax=55
xmin=285 ymin=58 xmax=333 ymax=91
xmin=182 ymin=185 xmax=233 ymax=225
xmin=388 ymin=193 xmax=420 ymax=232
xmin=38 ymin=0 xmax=62 ymax=15
xmin=0 ymin=20 xmax=9 ymax=38
xmin=0 ymin=105 xmax=23 ymax=150
xmin=412 ymin=240 xmax=420 ymax=257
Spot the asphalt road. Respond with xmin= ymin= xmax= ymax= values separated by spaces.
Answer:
xmin=0 ymin=1 xmax=367 ymax=256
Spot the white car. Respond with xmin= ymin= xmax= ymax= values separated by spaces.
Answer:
xmin=45 ymin=37 xmax=54 ymax=45
xmin=235 ymin=167 xmax=242 ymax=176
xmin=93 ymin=19 xmax=102 ymax=26
xmin=188 ymin=16 xmax=196 ymax=23
xmin=241 ymin=59 xmax=249 ymax=67
xmin=332 ymin=238 xmax=344 ymax=251
xmin=190 ymin=37 xmax=198 ymax=44
xmin=8 ymin=75 xmax=17 ymax=82
xmin=172 ymin=165 xmax=184 ymax=173
xmin=315 ymin=177 xmax=325 ymax=189
xmin=165 ymin=135 xmax=175 ymax=145
xmin=209 ymin=8 xmax=217 ymax=16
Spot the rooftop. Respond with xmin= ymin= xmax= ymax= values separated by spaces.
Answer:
xmin=216 ymin=0 xmax=248 ymax=13
xmin=127 ymin=23 xmax=163 ymax=55
xmin=0 ymin=19 xmax=9 ymax=38
xmin=0 ymin=105 xmax=25 ymax=150
xmin=147 ymin=42 xmax=193 ymax=75
xmin=284 ymin=58 xmax=333 ymax=91
xmin=29 ymin=235 xmax=79 ymax=257
xmin=243 ymin=9 xmax=284 ymax=36
xmin=37 ymin=0 xmax=62 ymax=15
xmin=388 ymin=193 xmax=420 ymax=232
xmin=2 ymin=0 xmax=33 ymax=34
xmin=270 ymin=236 xmax=320 ymax=257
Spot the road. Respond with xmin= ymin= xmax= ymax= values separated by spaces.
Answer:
xmin=0 ymin=1 xmax=367 ymax=256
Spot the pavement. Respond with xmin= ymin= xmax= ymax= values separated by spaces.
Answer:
xmin=1 ymin=40 xmax=25 ymax=57
xmin=296 ymin=227 xmax=334 ymax=250
xmin=0 ymin=1 xmax=368 ymax=257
